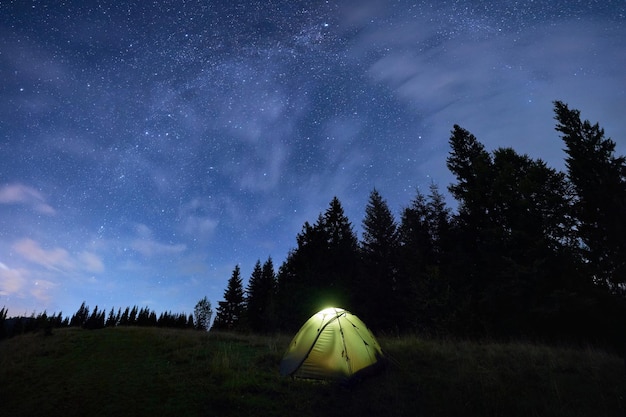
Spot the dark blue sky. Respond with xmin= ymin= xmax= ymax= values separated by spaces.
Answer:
xmin=1 ymin=0 xmax=624 ymax=317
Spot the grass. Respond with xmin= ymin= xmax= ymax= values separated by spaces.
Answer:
xmin=1 ymin=327 xmax=624 ymax=417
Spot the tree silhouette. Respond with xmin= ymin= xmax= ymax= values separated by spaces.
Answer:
xmin=84 ymin=305 xmax=105 ymax=330
xmin=554 ymin=100 xmax=626 ymax=294
xmin=106 ymin=308 xmax=117 ymax=327
xmin=276 ymin=197 xmax=359 ymax=331
xmin=70 ymin=302 xmax=90 ymax=327
xmin=194 ymin=296 xmax=213 ymax=331
xmin=358 ymin=189 xmax=399 ymax=331
xmin=212 ymin=102 xmax=624 ymax=347
xmin=0 ymin=307 xmax=7 ymax=339
xmin=246 ymin=258 xmax=276 ymax=332
xmin=119 ymin=307 xmax=130 ymax=326
xmin=213 ymin=265 xmax=245 ymax=331
xmin=397 ymin=184 xmax=453 ymax=333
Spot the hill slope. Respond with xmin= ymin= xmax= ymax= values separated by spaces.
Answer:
xmin=1 ymin=327 xmax=624 ymax=417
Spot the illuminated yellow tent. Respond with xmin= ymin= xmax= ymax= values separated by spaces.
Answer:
xmin=279 ymin=307 xmax=385 ymax=382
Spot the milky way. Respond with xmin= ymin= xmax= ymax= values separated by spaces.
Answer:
xmin=1 ymin=0 xmax=624 ymax=316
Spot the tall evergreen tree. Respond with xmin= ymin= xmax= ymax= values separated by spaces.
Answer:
xmin=358 ymin=189 xmax=399 ymax=331
xmin=84 ymin=305 xmax=105 ymax=330
xmin=447 ymin=125 xmax=493 ymax=226
xmin=213 ymin=265 xmax=245 ymax=331
xmin=425 ymin=183 xmax=452 ymax=263
xmin=446 ymin=126 xmax=497 ymax=334
xmin=246 ymin=258 xmax=276 ymax=333
xmin=0 ymin=307 xmax=7 ymax=339
xmin=106 ymin=308 xmax=117 ymax=327
xmin=260 ymin=257 xmax=277 ymax=331
xmin=275 ymin=254 xmax=299 ymax=331
xmin=70 ymin=302 xmax=90 ymax=327
xmin=129 ymin=306 xmax=138 ymax=325
xmin=397 ymin=185 xmax=452 ymax=333
xmin=317 ymin=197 xmax=359 ymax=308
xmin=246 ymin=260 xmax=264 ymax=330
xmin=119 ymin=307 xmax=130 ymax=326
xmin=275 ymin=197 xmax=359 ymax=331
xmin=554 ymin=100 xmax=626 ymax=293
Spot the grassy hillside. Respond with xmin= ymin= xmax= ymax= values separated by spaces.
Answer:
xmin=1 ymin=327 xmax=624 ymax=417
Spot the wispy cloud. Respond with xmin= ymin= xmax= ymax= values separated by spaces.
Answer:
xmin=0 ymin=262 xmax=27 ymax=296
xmin=0 ymin=261 xmax=56 ymax=306
xmin=131 ymin=239 xmax=187 ymax=257
xmin=12 ymin=238 xmax=105 ymax=274
xmin=13 ymin=238 xmax=74 ymax=271
xmin=130 ymin=224 xmax=187 ymax=257
xmin=182 ymin=216 xmax=219 ymax=237
xmin=0 ymin=183 xmax=56 ymax=215
xmin=178 ymin=199 xmax=219 ymax=238
xmin=78 ymin=251 xmax=105 ymax=273
xmin=29 ymin=279 xmax=57 ymax=304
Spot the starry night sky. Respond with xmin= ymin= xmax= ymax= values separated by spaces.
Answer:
xmin=1 ymin=0 xmax=625 ymax=317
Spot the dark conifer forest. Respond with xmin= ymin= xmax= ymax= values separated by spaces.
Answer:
xmin=212 ymin=101 xmax=626 ymax=350
xmin=3 ymin=102 xmax=625 ymax=351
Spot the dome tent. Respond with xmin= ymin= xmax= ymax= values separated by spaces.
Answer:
xmin=279 ymin=307 xmax=385 ymax=383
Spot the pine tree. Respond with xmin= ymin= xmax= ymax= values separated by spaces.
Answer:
xmin=246 ymin=257 xmax=276 ymax=333
xmin=554 ymin=100 xmax=626 ymax=293
xmin=129 ymin=306 xmax=138 ymax=324
xmin=246 ymin=260 xmax=265 ymax=332
xmin=106 ymin=308 xmax=117 ymax=327
xmin=52 ymin=311 xmax=64 ymax=328
xmin=447 ymin=124 xmax=493 ymax=225
xmin=70 ymin=302 xmax=89 ymax=327
xmin=213 ymin=265 xmax=245 ymax=331
xmin=137 ymin=307 xmax=151 ymax=326
xmin=260 ymin=257 xmax=277 ymax=331
xmin=275 ymin=251 xmax=303 ymax=331
xmin=115 ymin=308 xmax=121 ymax=325
xmin=84 ymin=306 xmax=105 ymax=330
xmin=359 ymin=189 xmax=399 ymax=331
xmin=119 ymin=307 xmax=130 ymax=326
xmin=0 ymin=307 xmax=7 ymax=339
xmin=274 ymin=197 xmax=359 ymax=331
xmin=397 ymin=188 xmax=448 ymax=333
xmin=317 ymin=197 xmax=359 ymax=308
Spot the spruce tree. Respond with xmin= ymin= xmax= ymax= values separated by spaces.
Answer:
xmin=275 ymin=197 xmax=358 ymax=330
xmin=260 ymin=257 xmax=277 ymax=332
xmin=119 ymin=307 xmax=130 ymax=326
xmin=70 ymin=302 xmax=89 ymax=327
xmin=0 ymin=307 xmax=7 ymax=339
xmin=246 ymin=260 xmax=264 ymax=331
xmin=106 ymin=308 xmax=117 ymax=327
xmin=129 ymin=306 xmax=138 ymax=324
xmin=397 ymin=188 xmax=444 ymax=333
xmin=213 ymin=265 xmax=245 ymax=331
xmin=359 ymin=189 xmax=399 ymax=331
xmin=317 ymin=197 xmax=359 ymax=308
xmin=554 ymin=100 xmax=626 ymax=293
xmin=246 ymin=259 xmax=276 ymax=333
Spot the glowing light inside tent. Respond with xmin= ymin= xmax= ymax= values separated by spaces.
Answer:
xmin=318 ymin=307 xmax=342 ymax=316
